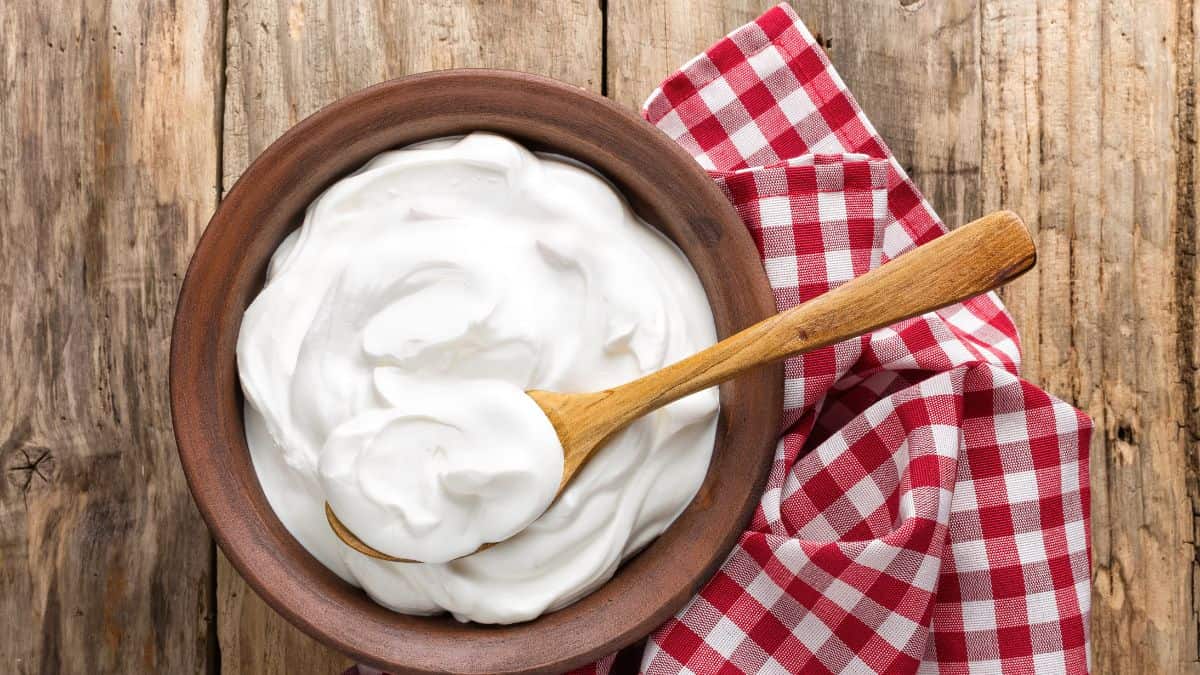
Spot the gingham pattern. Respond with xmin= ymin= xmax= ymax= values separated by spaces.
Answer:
xmin=349 ymin=5 xmax=1091 ymax=674
xmin=604 ymin=4 xmax=1090 ymax=674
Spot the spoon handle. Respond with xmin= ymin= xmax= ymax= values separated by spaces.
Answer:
xmin=591 ymin=210 xmax=1035 ymax=433
xmin=334 ymin=211 xmax=1036 ymax=563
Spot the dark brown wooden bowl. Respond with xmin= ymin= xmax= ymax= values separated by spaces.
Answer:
xmin=170 ymin=69 xmax=782 ymax=675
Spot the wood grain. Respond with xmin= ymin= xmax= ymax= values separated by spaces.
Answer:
xmin=607 ymin=0 xmax=767 ymax=106
xmin=981 ymin=1 xmax=1200 ymax=671
xmin=219 ymin=4 xmax=602 ymax=671
xmin=0 ymin=1 xmax=221 ymax=673
xmin=223 ymin=0 xmax=603 ymax=191
xmin=797 ymin=1 xmax=983 ymax=230
xmin=215 ymin=566 xmax=348 ymax=675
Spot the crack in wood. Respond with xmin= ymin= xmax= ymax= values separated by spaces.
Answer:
xmin=1175 ymin=0 xmax=1200 ymax=663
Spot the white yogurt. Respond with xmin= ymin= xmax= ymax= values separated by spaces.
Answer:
xmin=238 ymin=132 xmax=719 ymax=623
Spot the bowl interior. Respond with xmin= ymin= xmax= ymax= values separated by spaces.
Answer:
xmin=171 ymin=70 xmax=782 ymax=675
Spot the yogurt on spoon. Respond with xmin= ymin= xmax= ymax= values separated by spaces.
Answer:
xmin=321 ymin=381 xmax=562 ymax=563
xmin=237 ymin=132 xmax=719 ymax=623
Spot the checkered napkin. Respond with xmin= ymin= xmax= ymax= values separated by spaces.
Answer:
xmin=580 ymin=4 xmax=1092 ymax=674
xmin=348 ymin=4 xmax=1092 ymax=674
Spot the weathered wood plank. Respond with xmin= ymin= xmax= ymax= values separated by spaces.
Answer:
xmin=607 ymin=1 xmax=766 ymax=107
xmin=222 ymin=0 xmax=603 ymax=191
xmin=219 ymin=2 xmax=603 ymax=671
xmin=982 ymin=1 xmax=1200 ymax=671
xmin=608 ymin=0 xmax=982 ymax=229
xmin=0 ymin=1 xmax=222 ymax=673
xmin=216 ymin=551 xmax=350 ymax=674
xmin=796 ymin=1 xmax=983 ymax=230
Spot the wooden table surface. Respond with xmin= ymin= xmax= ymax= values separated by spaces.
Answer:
xmin=1 ymin=1 xmax=1195 ymax=673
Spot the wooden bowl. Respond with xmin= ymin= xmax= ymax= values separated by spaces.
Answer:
xmin=170 ymin=70 xmax=782 ymax=675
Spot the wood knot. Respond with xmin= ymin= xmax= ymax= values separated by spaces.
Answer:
xmin=6 ymin=446 xmax=56 ymax=493
xmin=1115 ymin=424 xmax=1135 ymax=444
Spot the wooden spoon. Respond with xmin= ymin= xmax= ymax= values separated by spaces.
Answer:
xmin=327 ymin=210 xmax=1036 ymax=562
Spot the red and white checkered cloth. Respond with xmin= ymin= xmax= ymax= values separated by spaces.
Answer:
xmin=589 ymin=4 xmax=1091 ymax=673
xmin=350 ymin=4 xmax=1092 ymax=673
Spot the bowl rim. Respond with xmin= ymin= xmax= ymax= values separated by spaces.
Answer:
xmin=170 ymin=68 xmax=783 ymax=675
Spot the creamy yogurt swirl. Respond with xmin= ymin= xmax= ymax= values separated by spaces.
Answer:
xmin=238 ymin=133 xmax=719 ymax=623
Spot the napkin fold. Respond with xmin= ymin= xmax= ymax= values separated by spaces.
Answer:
xmin=351 ymin=4 xmax=1092 ymax=673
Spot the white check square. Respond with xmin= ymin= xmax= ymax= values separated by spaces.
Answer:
xmin=758 ymin=195 xmax=795 ymax=226
xmin=823 ymin=248 xmax=854 ymax=283
xmin=729 ymin=122 xmax=771 ymax=158
xmin=764 ymin=255 xmax=800 ymax=287
xmin=960 ymin=599 xmax=998 ymax=630
xmin=748 ymin=46 xmax=789 ymax=80
xmin=699 ymin=77 xmax=738 ymax=111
